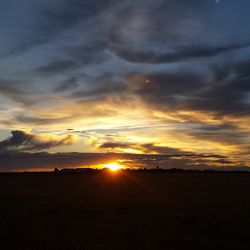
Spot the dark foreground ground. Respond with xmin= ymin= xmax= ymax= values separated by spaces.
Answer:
xmin=0 ymin=172 xmax=250 ymax=250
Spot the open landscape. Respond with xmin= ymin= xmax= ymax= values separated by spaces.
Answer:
xmin=1 ymin=171 xmax=250 ymax=250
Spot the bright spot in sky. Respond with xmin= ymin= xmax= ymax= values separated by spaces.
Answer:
xmin=103 ymin=162 xmax=123 ymax=172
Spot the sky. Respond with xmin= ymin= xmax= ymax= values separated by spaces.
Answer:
xmin=0 ymin=0 xmax=249 ymax=171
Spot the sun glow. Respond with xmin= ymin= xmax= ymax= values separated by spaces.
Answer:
xmin=103 ymin=162 xmax=123 ymax=172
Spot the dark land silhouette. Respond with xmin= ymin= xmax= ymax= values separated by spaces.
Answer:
xmin=0 ymin=171 xmax=250 ymax=249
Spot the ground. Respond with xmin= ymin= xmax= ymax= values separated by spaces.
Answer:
xmin=0 ymin=172 xmax=250 ymax=250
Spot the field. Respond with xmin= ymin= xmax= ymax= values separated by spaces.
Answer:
xmin=0 ymin=172 xmax=250 ymax=250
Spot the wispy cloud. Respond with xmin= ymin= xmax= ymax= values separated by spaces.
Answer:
xmin=111 ymin=43 xmax=250 ymax=64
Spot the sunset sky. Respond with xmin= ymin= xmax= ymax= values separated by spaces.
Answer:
xmin=0 ymin=0 xmax=249 ymax=171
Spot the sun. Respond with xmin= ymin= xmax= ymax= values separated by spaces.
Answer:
xmin=103 ymin=162 xmax=123 ymax=172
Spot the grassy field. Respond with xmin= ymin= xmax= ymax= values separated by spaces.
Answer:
xmin=0 ymin=172 xmax=250 ymax=250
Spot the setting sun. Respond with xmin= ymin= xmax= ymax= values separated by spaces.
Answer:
xmin=103 ymin=162 xmax=123 ymax=172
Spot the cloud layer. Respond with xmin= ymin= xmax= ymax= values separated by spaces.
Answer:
xmin=0 ymin=0 xmax=249 ymax=171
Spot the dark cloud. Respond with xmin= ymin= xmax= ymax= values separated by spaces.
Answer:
xmin=0 ymin=130 xmax=76 ymax=152
xmin=99 ymin=142 xmax=231 ymax=162
xmin=111 ymin=43 xmax=250 ymax=64
xmin=99 ymin=142 xmax=131 ymax=150
xmin=55 ymin=77 xmax=79 ymax=92
xmin=196 ymin=123 xmax=237 ymax=132
xmin=184 ymin=67 xmax=250 ymax=116
xmin=15 ymin=115 xmax=75 ymax=125
xmin=0 ymin=0 xmax=114 ymax=58
xmin=129 ymin=72 xmax=204 ymax=96
xmin=0 ymin=151 xmax=242 ymax=172
xmin=99 ymin=141 xmax=224 ymax=158
xmin=139 ymin=143 xmax=189 ymax=155
xmin=68 ymin=42 xmax=109 ymax=65
xmin=0 ymin=79 xmax=36 ymax=105
xmin=71 ymin=74 xmax=126 ymax=100
xmin=0 ymin=79 xmax=25 ymax=96
xmin=108 ymin=0 xmax=209 ymax=46
xmin=0 ymin=40 xmax=47 ymax=59
xmin=125 ymin=59 xmax=250 ymax=116
xmin=32 ymin=60 xmax=79 ymax=76
xmin=42 ymin=0 xmax=114 ymax=30
xmin=186 ymin=126 xmax=249 ymax=146
xmin=235 ymin=60 xmax=250 ymax=79
xmin=72 ymin=85 xmax=125 ymax=100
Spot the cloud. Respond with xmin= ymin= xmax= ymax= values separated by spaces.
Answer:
xmin=42 ymin=0 xmax=114 ymax=30
xmin=32 ymin=60 xmax=79 ymax=76
xmin=128 ymin=71 xmax=204 ymax=96
xmin=0 ymin=0 xmax=249 ymax=171
xmin=111 ymin=43 xmax=250 ymax=64
xmin=69 ymin=73 xmax=126 ymax=100
xmin=99 ymin=140 xmax=234 ymax=158
xmin=0 ymin=0 xmax=114 ymax=58
xmin=126 ymin=59 xmax=250 ymax=116
xmin=100 ymin=141 xmax=186 ymax=155
xmin=15 ymin=115 xmax=75 ymax=125
xmin=0 ymin=130 xmax=77 ymax=152
xmin=55 ymin=77 xmax=79 ymax=92
xmin=184 ymin=75 xmax=250 ymax=116
xmin=0 ymin=151 xmax=243 ymax=172
xmin=99 ymin=142 xmax=132 ymax=150
xmin=0 ymin=79 xmax=35 ymax=105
